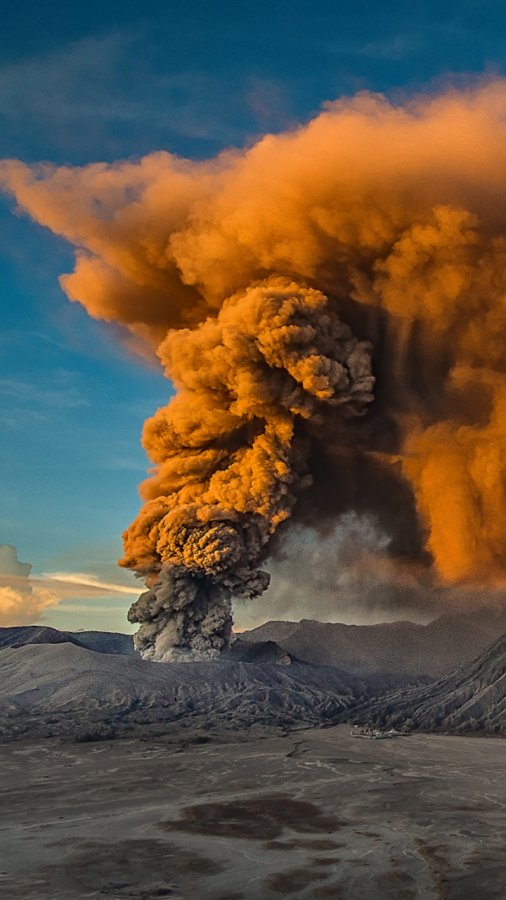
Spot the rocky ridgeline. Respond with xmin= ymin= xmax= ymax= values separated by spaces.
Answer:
xmin=348 ymin=631 xmax=506 ymax=735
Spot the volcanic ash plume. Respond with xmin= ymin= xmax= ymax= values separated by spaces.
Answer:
xmin=124 ymin=279 xmax=373 ymax=658
xmin=4 ymin=81 xmax=506 ymax=655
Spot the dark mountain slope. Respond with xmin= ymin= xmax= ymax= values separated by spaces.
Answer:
xmin=243 ymin=609 xmax=506 ymax=677
xmin=0 ymin=625 xmax=83 ymax=649
xmin=348 ymin=631 xmax=506 ymax=734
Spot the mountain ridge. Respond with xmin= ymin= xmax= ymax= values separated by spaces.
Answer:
xmin=0 ymin=625 xmax=136 ymax=656
xmin=242 ymin=610 xmax=506 ymax=677
xmin=348 ymin=630 xmax=506 ymax=734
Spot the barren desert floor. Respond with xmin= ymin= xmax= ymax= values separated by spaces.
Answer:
xmin=1 ymin=726 xmax=505 ymax=899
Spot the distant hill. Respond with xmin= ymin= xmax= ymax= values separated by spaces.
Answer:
xmin=0 ymin=626 xmax=136 ymax=656
xmin=242 ymin=609 xmax=506 ymax=678
xmin=0 ymin=625 xmax=81 ymax=649
xmin=70 ymin=630 xmax=136 ymax=656
xmin=0 ymin=639 xmax=420 ymax=742
xmin=348 ymin=631 xmax=506 ymax=735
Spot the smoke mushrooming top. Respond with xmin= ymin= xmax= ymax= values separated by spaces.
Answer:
xmin=124 ymin=279 xmax=374 ymax=659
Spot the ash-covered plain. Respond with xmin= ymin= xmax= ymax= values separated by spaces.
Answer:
xmin=2 ymin=726 xmax=506 ymax=899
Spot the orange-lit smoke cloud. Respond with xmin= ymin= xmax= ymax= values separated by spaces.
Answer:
xmin=3 ymin=81 xmax=506 ymax=653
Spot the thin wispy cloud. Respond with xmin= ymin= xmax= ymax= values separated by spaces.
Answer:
xmin=0 ymin=30 xmax=248 ymax=158
xmin=1 ymin=564 xmax=139 ymax=628
xmin=0 ymin=377 xmax=87 ymax=408
xmin=50 ymin=603 xmax=130 ymax=615
xmin=42 ymin=572 xmax=139 ymax=596
xmin=0 ymin=373 xmax=88 ymax=430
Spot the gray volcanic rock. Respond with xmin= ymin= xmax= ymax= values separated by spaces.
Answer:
xmin=0 ymin=641 xmax=421 ymax=743
xmin=348 ymin=631 xmax=506 ymax=734
xmin=242 ymin=609 xmax=506 ymax=677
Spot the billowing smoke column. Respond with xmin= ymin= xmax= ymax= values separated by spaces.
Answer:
xmin=4 ymin=81 xmax=506 ymax=656
xmin=123 ymin=278 xmax=373 ymax=657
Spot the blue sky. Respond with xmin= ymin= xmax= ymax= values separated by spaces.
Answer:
xmin=2 ymin=0 xmax=505 ymax=631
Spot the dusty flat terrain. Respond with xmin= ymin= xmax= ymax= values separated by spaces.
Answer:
xmin=1 ymin=727 xmax=505 ymax=899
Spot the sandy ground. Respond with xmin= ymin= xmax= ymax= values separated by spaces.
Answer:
xmin=0 ymin=726 xmax=505 ymax=899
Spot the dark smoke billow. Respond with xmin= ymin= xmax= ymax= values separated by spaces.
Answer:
xmin=4 ymin=82 xmax=506 ymax=658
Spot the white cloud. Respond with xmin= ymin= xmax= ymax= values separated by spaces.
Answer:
xmin=0 ymin=544 xmax=141 ymax=626
xmin=0 ymin=544 xmax=57 ymax=625
xmin=0 ymin=584 xmax=57 ymax=626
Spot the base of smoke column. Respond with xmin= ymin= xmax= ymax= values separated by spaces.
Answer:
xmin=135 ymin=640 xmax=224 ymax=663
xmin=128 ymin=576 xmax=234 ymax=663
xmin=131 ymin=620 xmax=233 ymax=663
